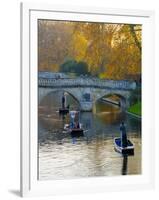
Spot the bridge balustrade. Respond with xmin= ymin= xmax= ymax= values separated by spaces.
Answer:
xmin=38 ymin=77 xmax=136 ymax=90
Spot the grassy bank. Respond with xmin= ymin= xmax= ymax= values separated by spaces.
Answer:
xmin=128 ymin=102 xmax=141 ymax=116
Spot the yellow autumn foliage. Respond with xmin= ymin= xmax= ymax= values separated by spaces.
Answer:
xmin=38 ymin=20 xmax=141 ymax=79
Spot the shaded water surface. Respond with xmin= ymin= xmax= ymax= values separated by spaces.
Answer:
xmin=38 ymin=91 xmax=141 ymax=180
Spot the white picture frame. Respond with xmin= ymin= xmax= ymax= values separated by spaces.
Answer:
xmin=20 ymin=2 xmax=155 ymax=197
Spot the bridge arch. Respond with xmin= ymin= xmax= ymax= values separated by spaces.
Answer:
xmin=94 ymin=90 xmax=129 ymax=109
xmin=38 ymin=87 xmax=80 ymax=107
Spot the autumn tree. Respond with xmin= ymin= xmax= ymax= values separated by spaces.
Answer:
xmin=38 ymin=20 xmax=141 ymax=80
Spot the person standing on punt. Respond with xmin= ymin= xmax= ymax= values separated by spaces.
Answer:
xmin=120 ymin=122 xmax=128 ymax=148
xmin=62 ymin=93 xmax=65 ymax=109
xmin=70 ymin=111 xmax=76 ymax=128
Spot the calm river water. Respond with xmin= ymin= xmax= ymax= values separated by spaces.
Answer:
xmin=38 ymin=91 xmax=141 ymax=180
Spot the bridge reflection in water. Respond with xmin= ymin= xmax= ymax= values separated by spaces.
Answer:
xmin=38 ymin=91 xmax=141 ymax=180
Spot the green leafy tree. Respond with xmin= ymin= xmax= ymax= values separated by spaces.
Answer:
xmin=76 ymin=61 xmax=89 ymax=75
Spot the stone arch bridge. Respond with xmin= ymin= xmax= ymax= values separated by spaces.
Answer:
xmin=38 ymin=77 xmax=136 ymax=111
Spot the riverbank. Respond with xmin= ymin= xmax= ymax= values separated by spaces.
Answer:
xmin=127 ymin=102 xmax=141 ymax=118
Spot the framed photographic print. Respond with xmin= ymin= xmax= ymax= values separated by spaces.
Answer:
xmin=20 ymin=2 xmax=155 ymax=197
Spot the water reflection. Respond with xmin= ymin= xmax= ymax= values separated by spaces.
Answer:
xmin=122 ymin=155 xmax=128 ymax=175
xmin=38 ymin=91 xmax=141 ymax=180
